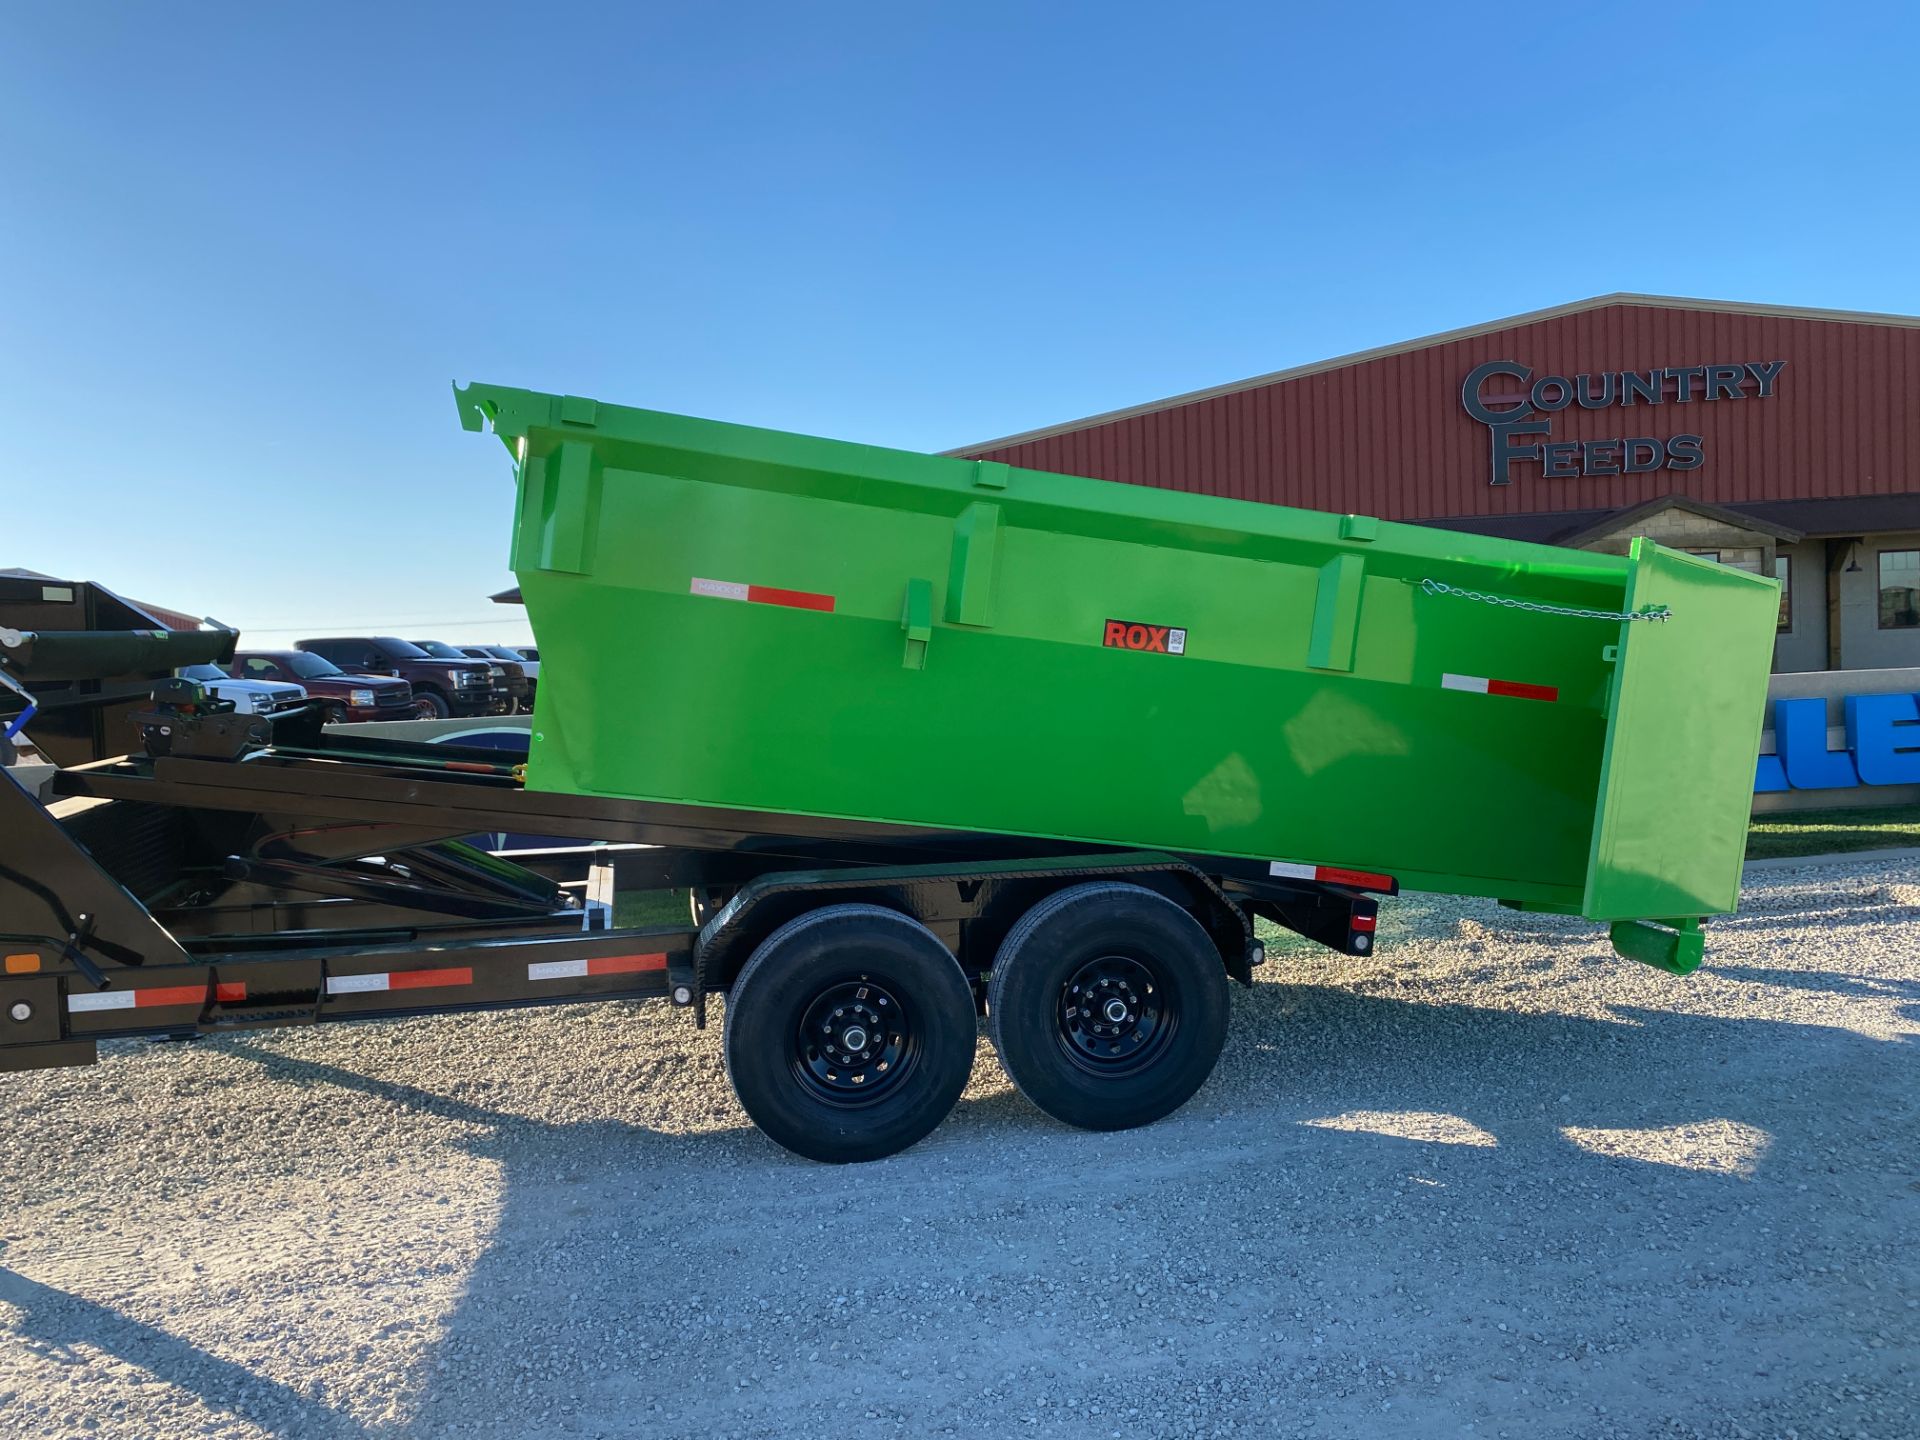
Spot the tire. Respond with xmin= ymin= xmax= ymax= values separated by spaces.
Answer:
xmin=723 ymin=904 xmax=977 ymax=1164
xmin=321 ymin=703 xmax=350 ymax=727
xmin=412 ymin=689 xmax=450 ymax=719
xmin=988 ymin=882 xmax=1229 ymax=1133
xmin=518 ymin=682 xmax=536 ymax=714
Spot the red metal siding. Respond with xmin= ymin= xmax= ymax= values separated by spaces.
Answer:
xmin=962 ymin=303 xmax=1920 ymax=521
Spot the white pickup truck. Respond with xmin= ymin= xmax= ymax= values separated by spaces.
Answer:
xmin=176 ymin=663 xmax=307 ymax=715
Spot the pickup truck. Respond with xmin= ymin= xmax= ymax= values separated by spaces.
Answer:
xmin=230 ymin=650 xmax=414 ymax=724
xmin=295 ymin=637 xmax=493 ymax=718
xmin=459 ymin=644 xmax=537 ymax=711
xmin=175 ymin=663 xmax=307 ymax=715
xmin=413 ymin=640 xmax=525 ymax=714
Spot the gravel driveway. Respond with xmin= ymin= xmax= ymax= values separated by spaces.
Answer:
xmin=3 ymin=860 xmax=1915 ymax=1439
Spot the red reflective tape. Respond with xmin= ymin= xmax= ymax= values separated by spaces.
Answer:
xmin=1486 ymin=679 xmax=1559 ymax=703
xmin=443 ymin=761 xmax=500 ymax=773
xmin=746 ymin=584 xmax=835 ymax=613
xmin=1351 ymin=914 xmax=1378 ymax=933
xmin=135 ymin=982 xmax=247 ymax=1008
xmin=1316 ymin=866 xmax=1395 ymax=892
xmin=388 ymin=966 xmax=473 ymax=991
xmin=587 ymin=953 xmax=668 ymax=976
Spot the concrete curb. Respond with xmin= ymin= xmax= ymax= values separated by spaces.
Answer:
xmin=1744 ymin=845 xmax=1920 ymax=873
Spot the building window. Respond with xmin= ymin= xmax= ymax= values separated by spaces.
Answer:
xmin=1776 ymin=554 xmax=1791 ymax=633
xmin=1687 ymin=547 xmax=1764 ymax=575
xmin=1878 ymin=550 xmax=1920 ymax=629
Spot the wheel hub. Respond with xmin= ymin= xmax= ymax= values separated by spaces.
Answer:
xmin=794 ymin=978 xmax=914 ymax=1105
xmin=1057 ymin=955 xmax=1173 ymax=1075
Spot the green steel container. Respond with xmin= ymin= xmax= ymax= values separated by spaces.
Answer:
xmin=456 ymin=383 xmax=1778 ymax=970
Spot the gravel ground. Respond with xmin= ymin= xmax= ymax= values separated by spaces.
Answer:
xmin=2 ymin=860 xmax=1916 ymax=1440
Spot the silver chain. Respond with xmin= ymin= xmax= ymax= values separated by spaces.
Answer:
xmin=1419 ymin=577 xmax=1672 ymax=623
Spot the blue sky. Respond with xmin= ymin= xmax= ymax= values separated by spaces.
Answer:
xmin=5 ymin=2 xmax=1916 ymax=646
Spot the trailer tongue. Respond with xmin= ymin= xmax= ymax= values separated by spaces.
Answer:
xmin=0 ymin=386 xmax=1776 ymax=1163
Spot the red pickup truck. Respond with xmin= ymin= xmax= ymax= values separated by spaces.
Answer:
xmin=230 ymin=650 xmax=415 ymax=724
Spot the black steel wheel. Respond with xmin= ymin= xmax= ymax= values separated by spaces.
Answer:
xmin=792 ymin=977 xmax=916 ymax=1103
xmin=724 ymin=905 xmax=977 ymax=1163
xmin=988 ymin=883 xmax=1229 ymax=1133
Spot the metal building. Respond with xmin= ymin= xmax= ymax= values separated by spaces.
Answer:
xmin=950 ymin=294 xmax=1920 ymax=673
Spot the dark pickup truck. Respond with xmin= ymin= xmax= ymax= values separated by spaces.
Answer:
xmin=413 ymin=639 xmax=525 ymax=714
xmin=230 ymin=650 xmax=415 ymax=724
xmin=295 ymin=637 xmax=493 ymax=718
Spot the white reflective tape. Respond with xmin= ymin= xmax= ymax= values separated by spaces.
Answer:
xmin=67 ymin=990 xmax=137 ymax=1013
xmin=690 ymin=577 xmax=749 ymax=602
xmin=1441 ymin=673 xmax=1490 ymax=694
xmin=1268 ymin=861 xmax=1315 ymax=880
xmin=326 ymin=973 xmax=391 ymax=994
xmin=528 ymin=959 xmax=590 ymax=981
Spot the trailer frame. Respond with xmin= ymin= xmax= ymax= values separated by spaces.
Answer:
xmin=0 ymin=704 xmax=1387 ymax=1091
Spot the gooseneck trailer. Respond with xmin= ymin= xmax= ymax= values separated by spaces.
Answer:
xmin=0 ymin=384 xmax=1777 ymax=1162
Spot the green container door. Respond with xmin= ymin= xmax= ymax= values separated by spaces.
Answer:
xmin=1584 ymin=540 xmax=1778 ymax=921
xmin=458 ymin=384 xmax=1778 ymax=930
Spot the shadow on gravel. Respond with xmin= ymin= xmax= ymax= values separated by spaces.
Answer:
xmin=0 ymin=1264 xmax=368 ymax=1438
xmin=1223 ymin=981 xmax=1912 ymax=1145
xmin=52 ymin=987 xmax=1905 ymax=1439
xmin=355 ymin=991 xmax=1913 ymax=1431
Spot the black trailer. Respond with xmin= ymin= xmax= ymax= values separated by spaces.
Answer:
xmin=0 ymin=690 xmax=1389 ymax=1163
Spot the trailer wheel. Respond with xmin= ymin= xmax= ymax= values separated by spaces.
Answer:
xmin=723 ymin=905 xmax=977 ymax=1164
xmin=989 ymin=883 xmax=1229 ymax=1133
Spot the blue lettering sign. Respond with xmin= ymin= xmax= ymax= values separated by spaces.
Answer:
xmin=1757 ymin=691 xmax=1920 ymax=792
xmin=1845 ymin=692 xmax=1920 ymax=785
xmin=1775 ymin=697 xmax=1859 ymax=789
xmin=1754 ymin=753 xmax=1789 ymax=793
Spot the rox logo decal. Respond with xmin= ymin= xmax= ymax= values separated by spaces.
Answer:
xmin=1103 ymin=620 xmax=1187 ymax=655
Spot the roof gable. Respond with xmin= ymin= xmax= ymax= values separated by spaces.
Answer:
xmin=1554 ymin=493 xmax=1803 ymax=548
xmin=948 ymin=293 xmax=1920 ymax=455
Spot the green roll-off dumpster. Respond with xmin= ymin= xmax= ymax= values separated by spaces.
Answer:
xmin=457 ymin=383 xmax=1777 ymax=974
